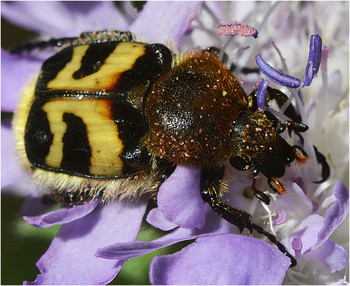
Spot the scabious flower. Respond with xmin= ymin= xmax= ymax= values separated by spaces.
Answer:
xmin=2 ymin=1 xmax=348 ymax=285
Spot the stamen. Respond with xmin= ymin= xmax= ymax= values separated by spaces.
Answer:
xmin=256 ymin=78 xmax=270 ymax=110
xmin=291 ymin=237 xmax=303 ymax=259
xmin=217 ymin=21 xmax=258 ymax=38
xmin=255 ymin=54 xmax=301 ymax=88
xmin=302 ymin=35 xmax=322 ymax=87
xmin=274 ymin=209 xmax=287 ymax=225
xmin=321 ymin=46 xmax=329 ymax=87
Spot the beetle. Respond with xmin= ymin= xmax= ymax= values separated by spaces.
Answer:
xmin=12 ymin=30 xmax=330 ymax=266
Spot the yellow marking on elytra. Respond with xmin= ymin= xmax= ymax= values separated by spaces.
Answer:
xmin=43 ymin=99 xmax=124 ymax=176
xmin=47 ymin=42 xmax=146 ymax=91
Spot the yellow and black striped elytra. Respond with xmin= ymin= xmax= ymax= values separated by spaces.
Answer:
xmin=14 ymin=30 xmax=330 ymax=266
xmin=23 ymin=40 xmax=172 ymax=179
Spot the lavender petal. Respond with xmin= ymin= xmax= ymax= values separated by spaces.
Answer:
xmin=23 ymin=199 xmax=100 ymax=228
xmin=315 ymin=181 xmax=349 ymax=248
xmin=24 ymin=200 xmax=147 ymax=285
xmin=305 ymin=240 xmax=347 ymax=273
xmin=1 ymin=124 xmax=27 ymax=187
xmin=146 ymin=207 xmax=178 ymax=231
xmin=149 ymin=234 xmax=290 ymax=285
xmin=157 ymin=165 xmax=207 ymax=229
xmin=255 ymin=54 xmax=301 ymax=88
xmin=96 ymin=207 xmax=233 ymax=260
xmin=1 ymin=50 xmax=42 ymax=112
xmin=130 ymin=1 xmax=202 ymax=45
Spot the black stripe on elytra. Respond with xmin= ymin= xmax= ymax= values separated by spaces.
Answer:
xmin=109 ymin=97 xmax=150 ymax=175
xmin=72 ymin=42 xmax=118 ymax=79
xmin=35 ymin=47 xmax=74 ymax=95
xmin=25 ymin=101 xmax=54 ymax=167
xmin=61 ymin=113 xmax=91 ymax=176
xmin=113 ymin=43 xmax=172 ymax=96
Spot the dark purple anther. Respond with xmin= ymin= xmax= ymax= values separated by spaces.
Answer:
xmin=255 ymin=54 xmax=301 ymax=88
xmin=302 ymin=34 xmax=322 ymax=87
xmin=257 ymin=78 xmax=270 ymax=109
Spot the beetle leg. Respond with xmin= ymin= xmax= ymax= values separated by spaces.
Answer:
xmin=313 ymin=146 xmax=330 ymax=183
xmin=292 ymin=145 xmax=309 ymax=165
xmin=11 ymin=30 xmax=134 ymax=54
xmin=201 ymin=165 xmax=253 ymax=233
xmin=200 ymin=166 xmax=297 ymax=267
xmin=268 ymin=177 xmax=286 ymax=195
xmin=251 ymin=170 xmax=271 ymax=205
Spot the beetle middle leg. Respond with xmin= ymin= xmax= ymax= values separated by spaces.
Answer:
xmin=10 ymin=30 xmax=135 ymax=55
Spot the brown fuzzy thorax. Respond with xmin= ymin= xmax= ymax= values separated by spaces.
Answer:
xmin=144 ymin=50 xmax=249 ymax=165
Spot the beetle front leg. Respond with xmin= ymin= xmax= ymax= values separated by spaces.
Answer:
xmin=200 ymin=166 xmax=297 ymax=266
xmin=200 ymin=166 xmax=254 ymax=233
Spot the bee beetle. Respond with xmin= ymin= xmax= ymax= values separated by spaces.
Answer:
xmin=13 ymin=30 xmax=329 ymax=266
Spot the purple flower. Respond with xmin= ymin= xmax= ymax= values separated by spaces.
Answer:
xmin=2 ymin=2 xmax=349 ymax=285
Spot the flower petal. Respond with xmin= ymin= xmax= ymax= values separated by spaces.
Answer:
xmin=302 ymin=35 xmax=322 ymax=87
xmin=255 ymin=54 xmax=301 ymax=88
xmin=1 ymin=50 xmax=42 ymax=112
xmin=315 ymin=181 xmax=349 ymax=248
xmin=146 ymin=207 xmax=178 ymax=231
xmin=282 ymin=214 xmax=324 ymax=255
xmin=96 ymin=207 xmax=232 ymax=260
xmin=150 ymin=234 xmax=290 ymax=285
xmin=2 ymin=2 xmax=74 ymax=37
xmin=305 ymin=240 xmax=347 ymax=273
xmin=23 ymin=199 xmax=100 ymax=228
xmin=157 ymin=165 xmax=207 ymax=229
xmin=1 ymin=124 xmax=23 ymax=188
xmin=2 ymin=2 xmax=129 ymax=38
xmin=130 ymin=1 xmax=202 ymax=45
xmin=20 ymin=195 xmax=52 ymax=217
xmin=24 ymin=200 xmax=147 ymax=285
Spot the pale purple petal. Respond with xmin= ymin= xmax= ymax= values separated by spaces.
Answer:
xmin=23 ymin=199 xmax=100 ymax=228
xmin=282 ymin=214 xmax=324 ymax=255
xmin=2 ymin=2 xmax=128 ymax=38
xmin=1 ymin=50 xmax=42 ymax=112
xmin=146 ymin=207 xmax=178 ymax=231
xmin=24 ymin=200 xmax=147 ymax=285
xmin=271 ymin=182 xmax=313 ymax=228
xmin=255 ymin=54 xmax=301 ymax=88
xmin=97 ymin=207 xmax=232 ymax=260
xmin=130 ymin=1 xmax=202 ymax=45
xmin=256 ymin=78 xmax=269 ymax=109
xmin=305 ymin=240 xmax=347 ymax=273
xmin=21 ymin=195 xmax=52 ymax=217
xmin=150 ymin=234 xmax=290 ymax=285
xmin=315 ymin=181 xmax=349 ymax=248
xmin=1 ymin=124 xmax=27 ymax=187
xmin=2 ymin=2 xmax=75 ymax=37
xmin=157 ymin=165 xmax=207 ymax=229
xmin=60 ymin=2 xmax=130 ymax=33
xmin=302 ymin=35 xmax=322 ymax=87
